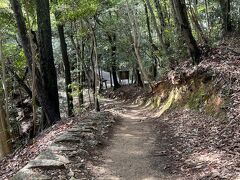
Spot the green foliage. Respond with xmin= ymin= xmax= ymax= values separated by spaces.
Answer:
xmin=53 ymin=0 xmax=99 ymax=23
xmin=69 ymin=82 xmax=82 ymax=97
xmin=0 ymin=5 xmax=16 ymax=35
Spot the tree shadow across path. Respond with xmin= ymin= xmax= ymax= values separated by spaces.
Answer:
xmin=87 ymin=98 xmax=240 ymax=180
xmin=88 ymin=99 xmax=181 ymax=179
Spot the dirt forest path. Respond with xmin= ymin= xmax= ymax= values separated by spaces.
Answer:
xmin=89 ymin=99 xmax=179 ymax=180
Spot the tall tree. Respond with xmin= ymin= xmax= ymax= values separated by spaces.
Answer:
xmin=143 ymin=0 xmax=158 ymax=79
xmin=171 ymin=0 xmax=201 ymax=64
xmin=126 ymin=0 xmax=152 ymax=86
xmin=36 ymin=0 xmax=60 ymax=123
xmin=10 ymin=0 xmax=61 ymax=126
xmin=189 ymin=1 xmax=208 ymax=45
xmin=145 ymin=0 xmax=167 ymax=53
xmin=57 ymin=25 xmax=74 ymax=117
xmin=53 ymin=0 xmax=74 ymax=117
xmin=107 ymin=33 xmax=121 ymax=90
xmin=0 ymin=39 xmax=12 ymax=158
xmin=219 ymin=0 xmax=232 ymax=34
xmin=89 ymin=22 xmax=100 ymax=112
xmin=0 ymin=101 xmax=11 ymax=158
xmin=95 ymin=13 xmax=121 ymax=90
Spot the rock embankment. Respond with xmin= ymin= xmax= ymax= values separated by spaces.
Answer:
xmin=12 ymin=111 xmax=116 ymax=180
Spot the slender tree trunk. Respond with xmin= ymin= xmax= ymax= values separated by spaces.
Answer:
xmin=219 ymin=0 xmax=232 ymax=34
xmin=189 ymin=3 xmax=208 ymax=44
xmin=79 ymin=41 xmax=85 ymax=107
xmin=53 ymin=1 xmax=74 ymax=117
xmin=111 ymin=54 xmax=120 ymax=89
xmin=153 ymin=0 xmax=170 ymax=47
xmin=91 ymin=29 xmax=100 ymax=112
xmin=171 ymin=0 xmax=201 ymax=64
xmin=70 ymin=35 xmax=92 ymax=84
xmin=136 ymin=69 xmax=143 ymax=87
xmin=204 ymin=0 xmax=211 ymax=35
xmin=57 ymin=25 xmax=74 ymax=117
xmin=126 ymin=0 xmax=152 ymax=87
xmin=28 ymin=31 xmax=37 ymax=136
xmin=107 ymin=34 xmax=121 ymax=90
xmin=154 ymin=0 xmax=166 ymax=28
xmin=143 ymin=1 xmax=158 ymax=79
xmin=109 ymin=71 xmax=113 ymax=87
xmin=0 ymin=103 xmax=11 ymax=158
xmin=8 ymin=68 xmax=33 ymax=99
xmin=95 ymin=14 xmax=121 ymax=90
xmin=0 ymin=40 xmax=11 ymax=158
xmin=1 ymin=40 xmax=10 ymax=128
xmin=145 ymin=0 xmax=167 ymax=53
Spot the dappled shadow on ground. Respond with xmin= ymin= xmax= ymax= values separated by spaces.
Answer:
xmin=88 ymin=98 xmax=240 ymax=179
xmin=88 ymin=100 xmax=180 ymax=179
xmin=153 ymin=109 xmax=240 ymax=179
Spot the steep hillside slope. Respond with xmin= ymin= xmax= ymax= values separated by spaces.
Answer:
xmin=103 ymin=43 xmax=240 ymax=179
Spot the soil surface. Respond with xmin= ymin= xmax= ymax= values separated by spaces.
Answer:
xmin=88 ymin=97 xmax=240 ymax=180
xmin=89 ymin=99 xmax=180 ymax=180
xmin=3 ymin=95 xmax=240 ymax=179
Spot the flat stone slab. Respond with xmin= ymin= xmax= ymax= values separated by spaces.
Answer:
xmin=47 ymin=144 xmax=76 ymax=151
xmin=12 ymin=168 xmax=50 ymax=180
xmin=12 ymin=111 xmax=116 ymax=179
xmin=68 ymin=126 xmax=97 ymax=133
xmin=26 ymin=159 xmax=66 ymax=169
xmin=36 ymin=150 xmax=70 ymax=164
xmin=69 ymin=149 xmax=89 ymax=157
xmin=54 ymin=133 xmax=82 ymax=143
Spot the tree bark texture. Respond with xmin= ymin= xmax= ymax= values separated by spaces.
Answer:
xmin=36 ymin=0 xmax=60 ymax=121
xmin=171 ymin=0 xmax=201 ymax=64
xmin=57 ymin=25 xmax=74 ymax=117
xmin=10 ymin=0 xmax=61 ymax=126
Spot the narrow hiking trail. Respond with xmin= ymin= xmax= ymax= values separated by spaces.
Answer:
xmin=90 ymin=99 xmax=179 ymax=180
xmin=8 ymin=97 xmax=239 ymax=179
xmin=88 ymin=98 xmax=240 ymax=180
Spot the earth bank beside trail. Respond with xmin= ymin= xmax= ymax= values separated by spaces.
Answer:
xmin=91 ymin=82 xmax=239 ymax=179
xmin=2 ymin=43 xmax=240 ymax=179
xmin=93 ymin=45 xmax=239 ymax=179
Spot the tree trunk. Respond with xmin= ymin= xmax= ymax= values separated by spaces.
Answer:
xmin=1 ymin=40 xmax=10 ymax=128
xmin=109 ymin=71 xmax=113 ymax=87
xmin=143 ymin=1 xmax=158 ymax=79
xmin=153 ymin=0 xmax=170 ymax=47
xmin=154 ymin=0 xmax=166 ymax=28
xmin=107 ymin=34 xmax=121 ymax=90
xmin=36 ymin=0 xmax=60 ymax=122
xmin=0 ymin=40 xmax=11 ymax=158
xmin=0 ymin=103 xmax=11 ymax=158
xmin=189 ymin=4 xmax=208 ymax=45
xmin=171 ymin=0 xmax=201 ymax=65
xmin=136 ymin=69 xmax=143 ymax=87
xmin=126 ymin=0 xmax=152 ymax=87
xmin=8 ymin=68 xmax=33 ymax=99
xmin=10 ymin=0 xmax=61 ymax=126
xmin=70 ymin=35 xmax=92 ymax=84
xmin=28 ymin=31 xmax=37 ymax=136
xmin=92 ymin=30 xmax=100 ymax=112
xmin=219 ymin=0 xmax=232 ymax=34
xmin=79 ymin=41 xmax=85 ymax=107
xmin=89 ymin=38 xmax=100 ymax=112
xmin=204 ymin=0 xmax=211 ymax=35
xmin=57 ymin=25 xmax=74 ymax=117
xmin=145 ymin=0 xmax=167 ymax=53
